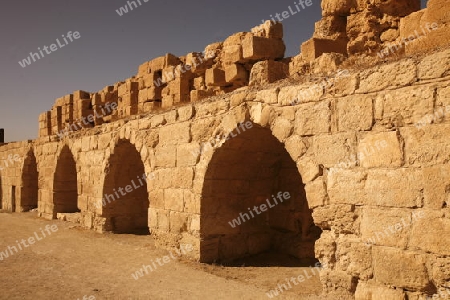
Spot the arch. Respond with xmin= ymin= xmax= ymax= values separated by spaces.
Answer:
xmin=53 ymin=145 xmax=79 ymax=218
xmin=20 ymin=150 xmax=38 ymax=212
xmin=101 ymin=139 xmax=149 ymax=234
xmin=200 ymin=123 xmax=322 ymax=263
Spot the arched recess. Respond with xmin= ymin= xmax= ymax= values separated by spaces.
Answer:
xmin=200 ymin=123 xmax=322 ymax=263
xmin=53 ymin=145 xmax=79 ymax=218
xmin=101 ymin=139 xmax=149 ymax=234
xmin=20 ymin=150 xmax=38 ymax=212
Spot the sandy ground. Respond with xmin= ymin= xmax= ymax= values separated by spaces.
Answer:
xmin=0 ymin=212 xmax=326 ymax=300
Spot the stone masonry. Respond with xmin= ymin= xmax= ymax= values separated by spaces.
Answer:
xmin=1 ymin=0 xmax=450 ymax=299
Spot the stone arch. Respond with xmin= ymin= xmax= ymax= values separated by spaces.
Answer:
xmin=20 ymin=149 xmax=39 ymax=212
xmin=101 ymin=139 xmax=150 ymax=234
xmin=53 ymin=145 xmax=79 ymax=218
xmin=200 ymin=123 xmax=322 ymax=263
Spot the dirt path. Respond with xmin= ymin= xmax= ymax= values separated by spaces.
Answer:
xmin=0 ymin=212 xmax=324 ymax=300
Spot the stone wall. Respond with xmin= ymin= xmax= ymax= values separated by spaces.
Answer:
xmin=2 ymin=48 xmax=450 ymax=299
xmin=2 ymin=0 xmax=450 ymax=298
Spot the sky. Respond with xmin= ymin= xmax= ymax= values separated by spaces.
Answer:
xmin=0 ymin=0 xmax=428 ymax=142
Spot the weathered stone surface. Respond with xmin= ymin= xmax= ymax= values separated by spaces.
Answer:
xmin=372 ymin=247 xmax=430 ymax=291
xmin=422 ymin=164 xmax=450 ymax=209
xmin=313 ymin=132 xmax=356 ymax=168
xmin=357 ymin=60 xmax=417 ymax=94
xmin=305 ymin=178 xmax=327 ymax=209
xmin=295 ymin=101 xmax=330 ymax=136
xmin=358 ymin=131 xmax=403 ymax=168
xmin=374 ymin=86 xmax=434 ymax=128
xmin=409 ymin=214 xmax=450 ymax=255
xmin=336 ymin=95 xmax=373 ymax=132
xmin=355 ymin=282 xmax=406 ymax=300
xmin=400 ymin=124 xmax=450 ymax=166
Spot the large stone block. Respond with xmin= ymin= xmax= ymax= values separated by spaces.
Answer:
xmin=400 ymin=124 xmax=450 ymax=166
xmin=159 ymin=122 xmax=190 ymax=145
xmin=409 ymin=214 xmax=450 ymax=255
xmin=305 ymin=178 xmax=327 ymax=208
xmin=327 ymin=169 xmax=367 ymax=205
xmin=358 ymin=131 xmax=403 ymax=168
xmin=365 ymin=169 xmax=424 ymax=208
xmin=355 ymin=282 xmax=406 ymax=300
xmin=295 ymin=101 xmax=331 ymax=135
xmin=154 ymin=146 xmax=176 ymax=168
xmin=313 ymin=132 xmax=356 ymax=168
xmin=405 ymin=25 xmax=450 ymax=55
xmin=312 ymin=204 xmax=359 ymax=233
xmin=249 ymin=60 xmax=288 ymax=86
xmin=336 ymin=95 xmax=373 ymax=132
xmin=164 ymin=189 xmax=184 ymax=212
xmin=278 ymin=84 xmax=324 ymax=106
xmin=360 ymin=208 xmax=412 ymax=248
xmin=372 ymin=247 xmax=430 ymax=290
xmin=205 ymin=67 xmax=226 ymax=87
xmin=357 ymin=60 xmax=417 ymax=94
xmin=337 ymin=242 xmax=373 ymax=280
xmin=417 ymin=49 xmax=450 ymax=80
xmin=242 ymin=36 xmax=285 ymax=61
xmin=374 ymin=86 xmax=434 ymax=127
xmin=301 ymin=38 xmax=348 ymax=62
xmin=422 ymin=164 xmax=450 ymax=209
xmin=224 ymin=64 xmax=248 ymax=84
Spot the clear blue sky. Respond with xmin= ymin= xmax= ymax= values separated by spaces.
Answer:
xmin=0 ymin=0 xmax=428 ymax=142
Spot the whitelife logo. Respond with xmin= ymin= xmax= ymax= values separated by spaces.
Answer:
xmin=0 ymin=225 xmax=59 ymax=261
xmin=228 ymin=192 xmax=291 ymax=228
xmin=18 ymin=31 xmax=81 ymax=68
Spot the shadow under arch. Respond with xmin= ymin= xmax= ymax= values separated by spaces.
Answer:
xmin=101 ymin=139 xmax=149 ymax=234
xmin=200 ymin=123 xmax=322 ymax=265
xmin=20 ymin=150 xmax=38 ymax=212
xmin=53 ymin=145 xmax=79 ymax=218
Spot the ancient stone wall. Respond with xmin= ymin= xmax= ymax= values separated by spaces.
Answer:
xmin=2 ymin=48 xmax=450 ymax=299
xmin=2 ymin=0 xmax=450 ymax=299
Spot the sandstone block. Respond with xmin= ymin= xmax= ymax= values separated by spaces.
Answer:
xmin=313 ymin=132 xmax=356 ymax=168
xmin=295 ymin=101 xmax=330 ymax=135
xmin=337 ymin=242 xmax=373 ymax=280
xmin=410 ymin=215 xmax=450 ymax=255
xmin=360 ymin=208 xmax=412 ymax=248
xmin=417 ymin=49 xmax=450 ymax=80
xmin=400 ymin=124 xmax=450 ymax=166
xmin=242 ymin=36 xmax=285 ymax=61
xmin=190 ymin=90 xmax=215 ymax=102
xmin=225 ymin=64 xmax=248 ymax=84
xmin=312 ymin=204 xmax=358 ymax=233
xmin=358 ymin=131 xmax=403 ymax=168
xmin=251 ymin=20 xmax=283 ymax=39
xmin=336 ymin=95 xmax=373 ymax=132
xmin=249 ymin=60 xmax=288 ymax=86
xmin=159 ymin=123 xmax=190 ymax=145
xmin=279 ymin=84 xmax=324 ymax=106
xmin=423 ymin=164 xmax=450 ymax=209
xmin=154 ymin=146 xmax=176 ymax=168
xmin=205 ymin=67 xmax=226 ymax=87
xmin=373 ymin=247 xmax=430 ymax=290
xmin=255 ymin=88 xmax=279 ymax=104
xmin=355 ymin=282 xmax=406 ymax=300
xmin=305 ymin=178 xmax=327 ymax=208
xmin=301 ymin=38 xmax=348 ymax=62
xmin=327 ymin=169 xmax=367 ymax=205
xmin=357 ymin=60 xmax=417 ymax=93
xmin=164 ymin=189 xmax=184 ymax=212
